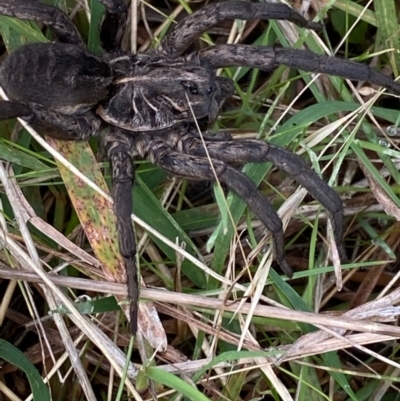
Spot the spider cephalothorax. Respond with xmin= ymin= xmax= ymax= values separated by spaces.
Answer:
xmin=98 ymin=57 xmax=224 ymax=130
xmin=0 ymin=0 xmax=400 ymax=333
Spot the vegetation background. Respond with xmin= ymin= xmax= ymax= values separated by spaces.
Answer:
xmin=0 ymin=0 xmax=400 ymax=400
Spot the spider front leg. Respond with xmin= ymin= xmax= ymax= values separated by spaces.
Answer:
xmin=160 ymin=1 xmax=321 ymax=57
xmin=200 ymin=45 xmax=400 ymax=94
xmin=147 ymin=144 xmax=292 ymax=277
xmin=184 ymin=137 xmax=346 ymax=261
xmin=108 ymin=144 xmax=138 ymax=334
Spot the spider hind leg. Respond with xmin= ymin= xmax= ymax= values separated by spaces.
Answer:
xmin=0 ymin=101 xmax=102 ymax=141
xmin=98 ymin=0 xmax=128 ymax=52
xmin=0 ymin=100 xmax=31 ymax=120
xmin=0 ymin=0 xmax=127 ymax=52
xmin=161 ymin=1 xmax=321 ymax=57
xmin=0 ymin=0 xmax=84 ymax=46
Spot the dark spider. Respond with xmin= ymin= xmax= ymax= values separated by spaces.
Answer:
xmin=0 ymin=0 xmax=399 ymax=334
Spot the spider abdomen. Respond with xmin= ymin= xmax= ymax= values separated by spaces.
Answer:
xmin=0 ymin=42 xmax=113 ymax=115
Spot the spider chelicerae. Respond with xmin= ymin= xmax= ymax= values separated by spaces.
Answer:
xmin=0 ymin=0 xmax=399 ymax=333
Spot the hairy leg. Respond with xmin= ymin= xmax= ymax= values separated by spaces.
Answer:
xmin=0 ymin=0 xmax=127 ymax=52
xmin=183 ymin=136 xmax=346 ymax=261
xmin=99 ymin=0 xmax=128 ymax=52
xmin=0 ymin=101 xmax=102 ymax=141
xmin=0 ymin=0 xmax=84 ymax=46
xmin=147 ymin=144 xmax=293 ymax=277
xmin=0 ymin=100 xmax=31 ymax=120
xmin=160 ymin=1 xmax=320 ymax=57
xmin=200 ymin=45 xmax=400 ymax=94
xmin=107 ymin=144 xmax=138 ymax=334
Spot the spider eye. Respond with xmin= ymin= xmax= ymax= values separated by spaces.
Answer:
xmin=180 ymin=80 xmax=198 ymax=95
xmin=207 ymin=86 xmax=214 ymax=95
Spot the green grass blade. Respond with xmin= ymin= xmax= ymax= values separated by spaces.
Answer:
xmin=0 ymin=339 xmax=51 ymax=401
xmin=145 ymin=367 xmax=212 ymax=401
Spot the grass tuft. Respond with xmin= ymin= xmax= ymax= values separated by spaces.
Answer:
xmin=0 ymin=0 xmax=400 ymax=400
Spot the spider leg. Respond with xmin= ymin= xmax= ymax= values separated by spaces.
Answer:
xmin=98 ymin=0 xmax=128 ymax=52
xmin=160 ymin=1 xmax=320 ymax=57
xmin=107 ymin=144 xmax=138 ymax=334
xmin=0 ymin=101 xmax=102 ymax=141
xmin=148 ymin=144 xmax=292 ymax=277
xmin=200 ymin=45 xmax=400 ymax=94
xmin=0 ymin=0 xmax=84 ymax=47
xmin=184 ymin=137 xmax=346 ymax=261
xmin=0 ymin=0 xmax=127 ymax=51
xmin=0 ymin=100 xmax=31 ymax=120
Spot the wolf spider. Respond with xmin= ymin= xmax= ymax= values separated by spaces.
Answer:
xmin=0 ymin=0 xmax=399 ymax=333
